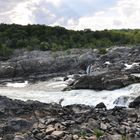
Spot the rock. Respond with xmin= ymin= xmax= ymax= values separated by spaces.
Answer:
xmin=43 ymin=135 xmax=57 ymax=140
xmin=88 ymin=118 xmax=100 ymax=130
xmin=79 ymin=51 xmax=97 ymax=70
xmin=1 ymin=46 xmax=140 ymax=85
xmin=110 ymin=134 xmax=122 ymax=140
xmin=32 ymin=128 xmax=39 ymax=135
xmin=63 ymin=134 xmax=73 ymax=140
xmin=79 ymin=138 xmax=85 ymax=140
xmin=79 ymin=138 xmax=86 ymax=140
xmin=8 ymin=118 xmax=32 ymax=132
xmin=51 ymin=131 xmax=65 ymax=138
xmin=67 ymin=79 xmax=75 ymax=86
xmin=14 ymin=135 xmax=26 ymax=140
xmin=128 ymin=113 xmax=138 ymax=122
xmin=0 ymin=49 xmax=97 ymax=83
xmin=73 ymin=135 xmax=79 ymax=140
xmin=45 ymin=118 xmax=59 ymax=125
xmin=129 ymin=96 xmax=140 ymax=108
xmin=100 ymin=123 xmax=107 ymax=130
xmin=65 ymin=71 xmax=140 ymax=91
xmin=54 ymin=123 xmax=65 ymax=130
xmin=35 ymin=132 xmax=46 ymax=139
xmin=37 ymin=123 xmax=46 ymax=129
xmin=0 ymin=96 xmax=140 ymax=139
xmin=72 ymin=74 xmax=81 ymax=80
xmin=98 ymin=135 xmax=113 ymax=140
xmin=64 ymin=77 xmax=69 ymax=81
xmin=45 ymin=127 xmax=55 ymax=135
xmin=87 ymin=136 xmax=97 ymax=140
xmin=95 ymin=103 xmax=106 ymax=109
xmin=3 ymin=134 xmax=15 ymax=140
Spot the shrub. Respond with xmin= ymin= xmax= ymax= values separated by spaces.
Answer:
xmin=93 ymin=129 xmax=104 ymax=138
xmin=80 ymin=131 xmax=87 ymax=139
xmin=98 ymin=48 xmax=107 ymax=54
xmin=0 ymin=44 xmax=13 ymax=57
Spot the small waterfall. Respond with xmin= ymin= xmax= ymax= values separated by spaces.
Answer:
xmin=86 ymin=64 xmax=93 ymax=75
xmin=113 ymin=96 xmax=134 ymax=107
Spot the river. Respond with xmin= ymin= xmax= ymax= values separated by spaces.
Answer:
xmin=0 ymin=76 xmax=139 ymax=109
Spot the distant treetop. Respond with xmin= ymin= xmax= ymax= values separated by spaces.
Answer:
xmin=0 ymin=23 xmax=140 ymax=56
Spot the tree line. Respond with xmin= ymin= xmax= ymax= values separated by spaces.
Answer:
xmin=0 ymin=23 xmax=140 ymax=57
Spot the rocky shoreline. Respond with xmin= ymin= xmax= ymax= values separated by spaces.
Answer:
xmin=0 ymin=46 xmax=140 ymax=140
xmin=1 ymin=46 xmax=140 ymax=90
xmin=0 ymin=95 xmax=140 ymax=140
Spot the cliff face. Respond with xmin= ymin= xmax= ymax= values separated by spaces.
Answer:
xmin=1 ymin=46 xmax=140 ymax=90
xmin=0 ymin=49 xmax=98 ymax=83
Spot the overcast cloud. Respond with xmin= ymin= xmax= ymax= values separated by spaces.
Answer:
xmin=0 ymin=0 xmax=140 ymax=30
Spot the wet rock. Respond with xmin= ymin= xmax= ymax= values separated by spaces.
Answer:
xmin=65 ymin=72 xmax=140 ymax=91
xmin=64 ymin=76 xmax=69 ymax=81
xmin=95 ymin=103 xmax=106 ymax=109
xmin=129 ymin=96 xmax=140 ymax=108
xmin=72 ymin=74 xmax=81 ymax=80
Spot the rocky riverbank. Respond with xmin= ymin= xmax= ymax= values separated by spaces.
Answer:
xmin=0 ymin=95 xmax=140 ymax=140
xmin=1 ymin=46 xmax=140 ymax=90
xmin=0 ymin=48 xmax=97 ymax=84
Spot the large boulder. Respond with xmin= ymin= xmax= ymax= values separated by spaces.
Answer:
xmin=129 ymin=96 xmax=140 ymax=108
xmin=8 ymin=118 xmax=32 ymax=132
xmin=64 ymin=71 xmax=140 ymax=90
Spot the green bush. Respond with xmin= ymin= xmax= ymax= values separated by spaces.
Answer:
xmin=0 ymin=44 xmax=13 ymax=57
xmin=98 ymin=48 xmax=107 ymax=54
xmin=93 ymin=129 xmax=104 ymax=138
xmin=80 ymin=131 xmax=87 ymax=139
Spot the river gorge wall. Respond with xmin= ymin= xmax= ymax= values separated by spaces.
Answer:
xmin=1 ymin=46 xmax=140 ymax=86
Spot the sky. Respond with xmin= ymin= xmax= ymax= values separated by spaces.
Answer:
xmin=0 ymin=0 xmax=140 ymax=30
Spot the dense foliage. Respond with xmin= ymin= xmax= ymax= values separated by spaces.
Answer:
xmin=0 ymin=23 xmax=140 ymax=56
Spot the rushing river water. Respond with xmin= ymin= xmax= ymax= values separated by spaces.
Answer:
xmin=0 ymin=76 xmax=140 ymax=109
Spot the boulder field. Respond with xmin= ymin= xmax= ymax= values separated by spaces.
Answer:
xmin=0 ymin=96 xmax=140 ymax=140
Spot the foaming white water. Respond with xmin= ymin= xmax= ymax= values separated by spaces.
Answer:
xmin=124 ymin=63 xmax=139 ymax=69
xmin=0 ymin=79 xmax=140 ymax=108
xmin=7 ymin=81 xmax=28 ymax=88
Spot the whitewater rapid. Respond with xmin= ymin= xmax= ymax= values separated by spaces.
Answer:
xmin=0 ymin=76 xmax=140 ymax=109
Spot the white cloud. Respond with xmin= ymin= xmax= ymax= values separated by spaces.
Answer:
xmin=10 ymin=1 xmax=33 ymax=25
xmin=0 ymin=0 xmax=140 ymax=30
xmin=72 ymin=0 xmax=140 ymax=30
xmin=46 ymin=0 xmax=62 ymax=7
